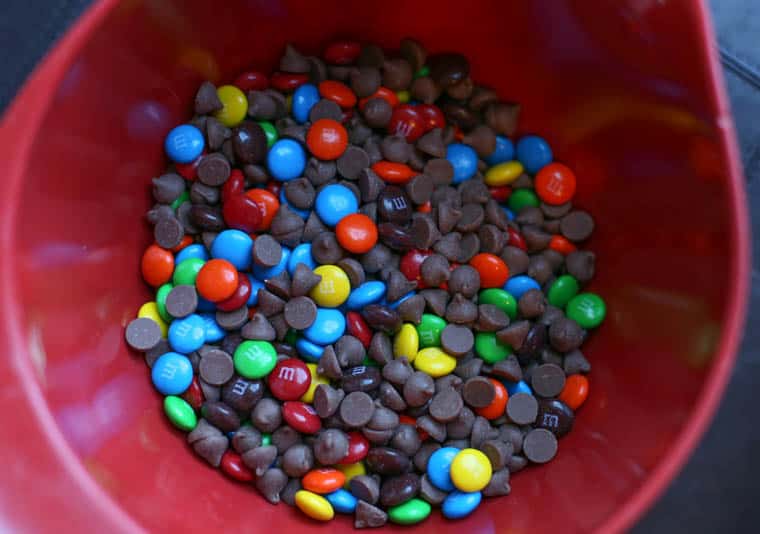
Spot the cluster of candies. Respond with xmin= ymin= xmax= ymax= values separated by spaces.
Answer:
xmin=126 ymin=38 xmax=605 ymax=528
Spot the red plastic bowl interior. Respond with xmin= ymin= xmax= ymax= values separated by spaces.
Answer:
xmin=0 ymin=0 xmax=749 ymax=533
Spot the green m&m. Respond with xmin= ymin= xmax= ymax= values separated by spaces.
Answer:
xmin=173 ymin=258 xmax=205 ymax=286
xmin=234 ymin=340 xmax=277 ymax=378
xmin=507 ymin=188 xmax=540 ymax=213
xmin=258 ymin=120 xmax=278 ymax=147
xmin=566 ymin=292 xmax=606 ymax=329
xmin=388 ymin=498 xmax=431 ymax=525
xmin=479 ymin=288 xmax=518 ymax=320
xmin=155 ymin=283 xmax=174 ymax=322
xmin=547 ymin=275 xmax=579 ymax=308
xmin=416 ymin=313 xmax=447 ymax=348
xmin=474 ymin=332 xmax=512 ymax=364
xmin=163 ymin=395 xmax=197 ymax=431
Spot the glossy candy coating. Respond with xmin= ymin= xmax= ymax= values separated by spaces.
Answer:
xmin=151 ymin=352 xmax=193 ymax=395
xmin=233 ymin=340 xmax=277 ymax=378
xmin=310 ymin=265 xmax=351 ymax=308
xmin=164 ymin=124 xmax=204 ymax=164
xmin=306 ymin=119 xmax=348 ymax=160
xmin=446 ymin=143 xmax=478 ymax=184
xmin=450 ymin=449 xmax=492 ymax=492
xmin=303 ymin=308 xmax=346 ymax=345
xmin=267 ymin=139 xmax=307 ymax=181
xmin=315 ymin=184 xmax=359 ymax=227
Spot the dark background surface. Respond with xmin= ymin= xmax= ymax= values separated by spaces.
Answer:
xmin=1 ymin=0 xmax=758 ymax=531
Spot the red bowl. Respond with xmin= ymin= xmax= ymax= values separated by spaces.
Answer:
xmin=0 ymin=0 xmax=750 ymax=532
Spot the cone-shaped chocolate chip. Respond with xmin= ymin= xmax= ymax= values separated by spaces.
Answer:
xmin=194 ymin=81 xmax=222 ymax=114
xmin=420 ymin=288 xmax=449 ymax=317
xmin=361 ymin=244 xmax=393 ymax=274
xmin=518 ymin=289 xmax=546 ymax=318
xmin=301 ymin=210 xmax=328 ymax=243
xmin=152 ymin=173 xmax=185 ymax=204
xmin=279 ymin=43 xmax=310 ymax=73
xmin=501 ymin=246 xmax=530 ymax=276
xmin=265 ymin=269 xmax=291 ymax=300
xmin=420 ymin=254 xmax=450 ymax=287
xmin=410 ymin=76 xmax=441 ymax=104
xmin=564 ymin=349 xmax=591 ymax=374
xmin=369 ymin=332 xmax=393 ymax=365
xmin=382 ymin=58 xmax=413 ymax=91
xmin=386 ymin=270 xmax=417 ymax=303
xmin=397 ymin=294 xmax=425 ymax=324
xmin=283 ymin=296 xmax=317 ymax=330
xmin=490 ymin=354 xmax=523 ymax=381
xmin=449 ymin=265 xmax=480 ymax=298
xmin=497 ymin=320 xmax=530 ymax=350
xmin=463 ymin=124 xmax=497 ymax=158
xmin=242 ymin=445 xmax=279 ymax=476
xmin=314 ymin=384 xmax=345 ymax=418
xmin=290 ymin=263 xmax=321 ymax=297
xmin=256 ymin=467 xmax=288 ymax=504
xmin=446 ymin=293 xmax=478 ymax=324
xmin=416 ymin=128 xmax=446 ymax=158
xmin=485 ymin=101 xmax=520 ymax=136
xmin=316 ymin=345 xmax=343 ymax=379
xmin=257 ymin=289 xmax=285 ymax=317
xmin=566 ymin=250 xmax=596 ymax=284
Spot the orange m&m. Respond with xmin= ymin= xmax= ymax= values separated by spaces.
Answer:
xmin=549 ymin=235 xmax=577 ymax=255
xmin=558 ymin=374 xmax=589 ymax=410
xmin=371 ymin=161 xmax=417 ymax=184
xmin=318 ymin=80 xmax=357 ymax=109
xmin=469 ymin=253 xmax=509 ymax=288
xmin=535 ymin=163 xmax=576 ymax=205
xmin=336 ymin=213 xmax=378 ymax=254
xmin=245 ymin=188 xmax=280 ymax=231
xmin=302 ymin=468 xmax=346 ymax=494
xmin=306 ymin=119 xmax=348 ymax=160
xmin=196 ymin=258 xmax=239 ymax=302
xmin=141 ymin=244 xmax=174 ymax=287
xmin=474 ymin=378 xmax=508 ymax=420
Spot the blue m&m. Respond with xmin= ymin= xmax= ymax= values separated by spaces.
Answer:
xmin=164 ymin=124 xmax=204 ymax=164
xmin=485 ymin=135 xmax=515 ymax=166
xmin=292 ymin=83 xmax=320 ymax=124
xmin=427 ymin=446 xmax=460 ymax=492
xmin=442 ymin=491 xmax=482 ymax=520
xmin=446 ymin=143 xmax=478 ymax=184
xmin=175 ymin=244 xmax=208 ymax=265
xmin=267 ymin=139 xmax=306 ymax=181
xmin=151 ymin=352 xmax=193 ymax=395
xmin=168 ymin=313 xmax=206 ymax=353
xmin=325 ymin=489 xmax=357 ymax=514
xmin=200 ymin=313 xmax=225 ymax=343
xmin=303 ymin=308 xmax=346 ymax=345
xmin=345 ymin=280 xmax=386 ymax=310
xmin=504 ymin=275 xmax=541 ymax=300
xmin=287 ymin=243 xmax=317 ymax=274
xmin=296 ymin=337 xmax=325 ymax=362
xmin=211 ymin=229 xmax=253 ymax=270
xmin=516 ymin=135 xmax=553 ymax=174
xmin=315 ymin=184 xmax=359 ymax=227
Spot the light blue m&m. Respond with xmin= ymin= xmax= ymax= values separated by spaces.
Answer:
xmin=151 ymin=352 xmax=193 ymax=395
xmin=427 ymin=446 xmax=460 ymax=492
xmin=296 ymin=338 xmax=325 ymax=362
xmin=292 ymin=83 xmax=320 ymax=124
xmin=200 ymin=313 xmax=225 ymax=343
xmin=345 ymin=280 xmax=386 ymax=310
xmin=175 ymin=244 xmax=208 ymax=265
xmin=485 ymin=135 xmax=515 ymax=166
xmin=246 ymin=275 xmax=265 ymax=307
xmin=504 ymin=275 xmax=541 ymax=300
xmin=164 ymin=124 xmax=204 ymax=164
xmin=516 ymin=135 xmax=553 ymax=174
xmin=315 ymin=184 xmax=359 ymax=227
xmin=267 ymin=139 xmax=306 ymax=181
xmin=326 ymin=489 xmax=357 ymax=514
xmin=168 ymin=313 xmax=206 ymax=354
xmin=446 ymin=143 xmax=478 ymax=184
xmin=303 ymin=308 xmax=346 ymax=345
xmin=211 ymin=229 xmax=253 ymax=270
xmin=442 ymin=491 xmax=482 ymax=519
xmin=287 ymin=243 xmax=317 ymax=274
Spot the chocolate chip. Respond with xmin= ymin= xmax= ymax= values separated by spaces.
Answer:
xmin=410 ymin=213 xmax=440 ymax=250
xmin=251 ymin=234 xmax=282 ymax=268
xmin=272 ymin=425 xmax=302 ymax=454
xmin=154 ymin=216 xmax=184 ymax=249
xmin=398 ymin=37 xmax=426 ymax=72
xmin=144 ymin=338 xmax=170 ymax=367
xmin=251 ymin=397 xmax=282 ymax=432
xmin=188 ymin=419 xmax=228 ymax=467
xmin=469 ymin=415 xmax=495 ymax=449
xmin=518 ymin=289 xmax=546 ymax=319
xmin=311 ymin=232 xmax=344 ymax=264
xmin=436 ymin=202 xmax=462 ymax=235
xmin=360 ymin=98 xmax=391 ymax=130
xmin=454 ymin=358 xmax=483 ymax=380
xmin=282 ymin=443 xmax=314 ymax=477
xmin=417 ymin=415 xmax=447 ymax=442
xmin=420 ymin=254 xmax=450 ymax=287
xmin=489 ymin=355 xmax=523 ymax=382
xmin=520 ymin=323 xmax=548 ymax=358
xmin=379 ymin=381 xmax=407 ymax=412
xmin=536 ymin=398 xmax=574 ymax=437
xmin=476 ymin=304 xmax=509 ymax=332
xmin=340 ymin=391 xmax=375 ymax=427
xmin=313 ymin=428 xmax=349 ymax=465
xmin=485 ymin=102 xmax=520 ymax=136
xmin=199 ymin=378 xmax=220 ymax=402
xmin=189 ymin=181 xmax=219 ymax=205
xmin=448 ymin=265 xmax=480 ymax=298
xmin=564 ymin=349 xmax=591 ymax=374
xmin=238 ymin=313 xmax=274 ymax=342
xmin=270 ymin=205 xmax=305 ymax=247
xmin=429 ymin=388 xmax=463 ymax=423
xmin=420 ymin=289 xmax=449 ymax=316
xmin=264 ymin=270 xmax=291 ymax=300
xmin=379 ymin=135 xmax=410 ymax=164
xmin=420 ymin=474 xmax=448 ymax=505
xmin=560 ymin=211 xmax=594 ymax=242
xmin=482 ymin=439 xmax=513 ymax=471
xmin=462 ymin=376 xmax=496 ymax=408
xmin=424 ymin=158 xmax=454 ymax=186
xmin=243 ymin=444 xmax=279 ymax=475
xmin=279 ymin=43 xmax=310 ymax=73
xmin=215 ymin=305 xmax=249 ymax=331
xmin=334 ymin=336 xmax=365 ymax=368
xmin=410 ymin=76 xmax=441 ymax=104
xmin=386 ymin=270 xmax=416 ymax=303
xmin=290 ymin=264 xmax=321 ymax=298
xmin=369 ymin=332 xmax=393 ymax=365
xmin=390 ymin=424 xmax=421 ymax=456
xmin=522 ymin=225 xmax=552 ymax=253
xmin=548 ymin=317 xmax=584 ymax=353
xmin=256 ymin=467 xmax=288 ymax=504
xmin=523 ymin=428 xmax=558 ymax=464
xmin=506 ymin=392 xmax=539 ymax=425
xmin=307 ymin=55 xmax=328 ymax=83
xmin=496 ymin=322 xmax=529 ymax=351
xmin=483 ymin=468 xmax=511 ymax=497
xmin=461 ymin=125 xmax=496 ymax=158
xmin=531 ymin=363 xmax=566 ymax=398
xmin=198 ymin=349 xmax=234 ymax=386
xmin=428 ymin=53 xmax=469 ymax=87
xmin=316 ymin=345 xmax=343 ymax=379
xmin=403 ymin=371 xmax=435 ymax=407
xmin=201 ymin=401 xmax=240 ymax=432
xmin=280 ymin=296 xmax=316 ymax=330
xmin=382 ymin=58 xmax=413 ymax=91
xmin=312 ymin=384 xmax=344 ymax=419
xmin=231 ymin=425 xmax=262 ymax=454
xmin=458 ymin=233 xmax=480 ymax=264
xmin=515 ymin=206 xmax=543 ymax=227
xmin=281 ymin=478 xmax=302 ymax=507
xmin=282 ymin=178 xmax=314 ymax=210
xmin=528 ymin=255 xmax=554 ymax=285
xmin=194 ymin=81 xmax=222 ymax=114
xmin=126 ymin=317 xmax=162 ymax=352
xmin=541 ymin=201 xmax=572 ymax=219
xmin=566 ymin=250 xmax=596 ymax=284
xmin=483 ymin=200 xmax=509 ymax=231
xmin=152 ymin=173 xmax=185 ymax=204
xmin=222 ymin=376 xmax=264 ymax=412
xmin=146 ymin=203 xmax=174 ymax=225
xmin=440 ymin=324 xmax=474 ymax=357
xmin=351 ymin=476 xmax=380 ymax=505
xmin=445 ymin=293 xmax=478 ymax=324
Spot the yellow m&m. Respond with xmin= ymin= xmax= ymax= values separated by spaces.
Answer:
xmin=413 ymin=347 xmax=456 ymax=377
xmin=294 ymin=490 xmax=334 ymax=521
xmin=450 ymin=448 xmax=492 ymax=492
xmin=393 ymin=323 xmax=419 ymax=362
xmin=310 ymin=265 xmax=350 ymax=307
xmin=214 ymin=85 xmax=248 ymax=127
xmin=300 ymin=363 xmax=329 ymax=404
xmin=484 ymin=160 xmax=524 ymax=186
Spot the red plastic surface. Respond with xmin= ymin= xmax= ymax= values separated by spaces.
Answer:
xmin=0 ymin=0 xmax=749 ymax=533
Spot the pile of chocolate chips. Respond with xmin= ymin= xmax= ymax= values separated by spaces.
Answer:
xmin=140 ymin=39 xmax=596 ymax=527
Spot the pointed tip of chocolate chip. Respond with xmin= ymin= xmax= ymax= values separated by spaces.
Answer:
xmin=241 ymin=313 xmax=276 ymax=341
xmin=194 ymin=81 xmax=223 ymax=115
xmin=264 ymin=269 xmax=291 ymax=300
xmin=397 ymin=294 xmax=426 ymax=324
xmin=386 ymin=269 xmax=417 ymax=303
xmin=416 ymin=128 xmax=447 ymax=158
xmin=257 ymin=289 xmax=286 ymax=317
xmin=317 ymin=345 xmax=343 ymax=379
xmin=291 ymin=263 xmax=322 ymax=297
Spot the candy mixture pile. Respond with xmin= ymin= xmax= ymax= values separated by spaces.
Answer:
xmin=125 ymin=39 xmax=605 ymax=527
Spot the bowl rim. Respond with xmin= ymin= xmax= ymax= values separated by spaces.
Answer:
xmin=0 ymin=1 xmax=750 ymax=532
